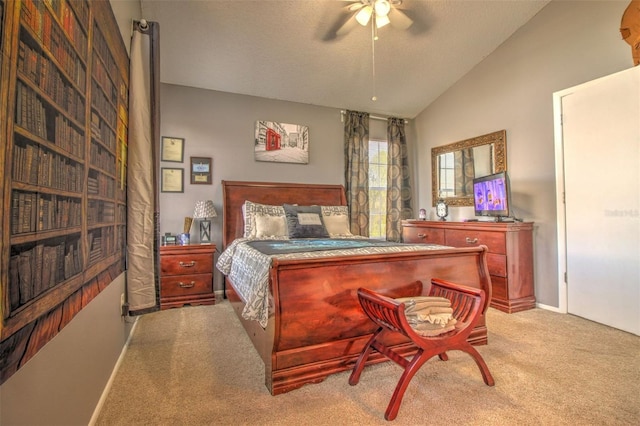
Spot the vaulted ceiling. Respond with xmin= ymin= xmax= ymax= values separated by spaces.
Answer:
xmin=139 ymin=0 xmax=550 ymax=118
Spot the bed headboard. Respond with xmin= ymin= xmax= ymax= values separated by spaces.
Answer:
xmin=221 ymin=180 xmax=347 ymax=248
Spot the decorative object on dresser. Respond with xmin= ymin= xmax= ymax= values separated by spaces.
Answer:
xmin=193 ymin=200 xmax=217 ymax=243
xmin=402 ymin=220 xmax=535 ymax=313
xmin=435 ymin=198 xmax=448 ymax=221
xmin=160 ymin=244 xmax=216 ymax=309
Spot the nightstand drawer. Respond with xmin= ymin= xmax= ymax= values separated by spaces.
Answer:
xmin=444 ymin=230 xmax=506 ymax=254
xmin=161 ymin=273 xmax=213 ymax=297
xmin=161 ymin=253 xmax=213 ymax=275
xmin=402 ymin=226 xmax=445 ymax=245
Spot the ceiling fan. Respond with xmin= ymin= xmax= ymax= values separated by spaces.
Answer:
xmin=338 ymin=0 xmax=413 ymax=37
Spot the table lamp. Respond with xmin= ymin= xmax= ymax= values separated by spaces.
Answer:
xmin=193 ymin=200 xmax=217 ymax=243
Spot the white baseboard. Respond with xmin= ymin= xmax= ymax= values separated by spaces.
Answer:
xmin=536 ymin=302 xmax=564 ymax=313
xmin=88 ymin=316 xmax=139 ymax=425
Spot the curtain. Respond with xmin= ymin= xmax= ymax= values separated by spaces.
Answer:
xmin=454 ymin=148 xmax=475 ymax=196
xmin=386 ymin=117 xmax=413 ymax=242
xmin=344 ymin=111 xmax=370 ymax=237
xmin=126 ymin=20 xmax=160 ymax=315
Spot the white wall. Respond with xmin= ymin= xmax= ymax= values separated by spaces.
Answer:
xmin=413 ymin=0 xmax=631 ymax=307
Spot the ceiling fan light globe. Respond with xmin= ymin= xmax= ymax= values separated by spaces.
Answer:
xmin=374 ymin=0 xmax=391 ymax=17
xmin=376 ymin=14 xmax=390 ymax=28
xmin=355 ymin=6 xmax=373 ymax=26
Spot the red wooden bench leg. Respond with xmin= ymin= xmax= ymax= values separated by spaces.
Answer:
xmin=349 ymin=328 xmax=382 ymax=386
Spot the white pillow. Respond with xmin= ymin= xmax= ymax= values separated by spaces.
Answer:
xmin=254 ymin=214 xmax=288 ymax=238
xmin=321 ymin=205 xmax=353 ymax=237
xmin=243 ymin=201 xmax=286 ymax=238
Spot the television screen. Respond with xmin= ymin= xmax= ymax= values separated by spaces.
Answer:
xmin=473 ymin=171 xmax=510 ymax=218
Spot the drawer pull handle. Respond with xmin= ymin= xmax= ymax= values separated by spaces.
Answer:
xmin=465 ymin=237 xmax=479 ymax=244
xmin=179 ymin=261 xmax=196 ymax=268
xmin=417 ymin=233 xmax=426 ymax=239
xmin=178 ymin=281 xmax=195 ymax=288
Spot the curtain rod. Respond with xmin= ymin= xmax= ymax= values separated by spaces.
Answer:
xmin=340 ymin=110 xmax=408 ymax=124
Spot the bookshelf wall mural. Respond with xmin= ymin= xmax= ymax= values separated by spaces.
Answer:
xmin=0 ymin=0 xmax=129 ymax=384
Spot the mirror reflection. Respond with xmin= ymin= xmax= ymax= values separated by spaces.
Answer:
xmin=431 ymin=130 xmax=506 ymax=207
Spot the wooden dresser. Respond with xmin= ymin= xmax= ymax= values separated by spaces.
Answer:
xmin=402 ymin=220 xmax=535 ymax=313
xmin=159 ymin=244 xmax=216 ymax=309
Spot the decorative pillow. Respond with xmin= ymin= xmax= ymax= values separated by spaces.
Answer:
xmin=320 ymin=205 xmax=353 ymax=237
xmin=243 ymin=201 xmax=286 ymax=238
xmin=283 ymin=204 xmax=330 ymax=238
xmin=254 ymin=214 xmax=288 ymax=238
xmin=395 ymin=296 xmax=457 ymax=337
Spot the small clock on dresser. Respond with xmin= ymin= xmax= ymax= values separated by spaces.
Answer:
xmin=436 ymin=198 xmax=448 ymax=221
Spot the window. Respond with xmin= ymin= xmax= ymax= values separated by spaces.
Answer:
xmin=369 ymin=139 xmax=387 ymax=239
xmin=438 ymin=152 xmax=455 ymax=198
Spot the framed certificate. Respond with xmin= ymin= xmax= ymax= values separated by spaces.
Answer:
xmin=161 ymin=168 xmax=184 ymax=193
xmin=161 ymin=137 xmax=185 ymax=163
xmin=190 ymin=156 xmax=212 ymax=185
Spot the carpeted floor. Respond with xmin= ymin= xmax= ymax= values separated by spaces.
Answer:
xmin=95 ymin=300 xmax=640 ymax=425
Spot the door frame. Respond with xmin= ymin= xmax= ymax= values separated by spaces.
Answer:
xmin=552 ymin=88 xmax=570 ymax=315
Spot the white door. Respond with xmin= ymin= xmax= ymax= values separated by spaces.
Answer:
xmin=555 ymin=67 xmax=639 ymax=335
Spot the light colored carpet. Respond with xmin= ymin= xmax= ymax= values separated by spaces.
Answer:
xmin=96 ymin=300 xmax=640 ymax=425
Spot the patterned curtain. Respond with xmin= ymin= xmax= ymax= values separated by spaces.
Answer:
xmin=344 ymin=111 xmax=370 ymax=236
xmin=127 ymin=20 xmax=161 ymax=315
xmin=454 ymin=148 xmax=475 ymax=196
xmin=386 ymin=117 xmax=413 ymax=242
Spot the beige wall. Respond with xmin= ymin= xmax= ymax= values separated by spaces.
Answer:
xmin=413 ymin=0 xmax=631 ymax=307
xmin=0 ymin=273 xmax=132 ymax=425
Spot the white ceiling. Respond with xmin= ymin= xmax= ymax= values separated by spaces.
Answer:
xmin=139 ymin=0 xmax=550 ymax=118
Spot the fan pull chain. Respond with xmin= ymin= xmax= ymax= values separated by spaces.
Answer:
xmin=371 ymin=14 xmax=377 ymax=101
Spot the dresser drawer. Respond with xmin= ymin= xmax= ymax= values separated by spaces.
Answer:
xmin=487 ymin=253 xmax=507 ymax=277
xmin=161 ymin=273 xmax=213 ymax=297
xmin=161 ymin=253 xmax=213 ymax=275
xmin=490 ymin=275 xmax=508 ymax=302
xmin=402 ymin=226 xmax=445 ymax=245
xmin=444 ymin=229 xmax=506 ymax=254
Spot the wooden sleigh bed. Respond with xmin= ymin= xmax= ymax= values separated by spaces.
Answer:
xmin=220 ymin=180 xmax=492 ymax=395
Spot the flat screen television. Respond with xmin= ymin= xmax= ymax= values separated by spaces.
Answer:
xmin=473 ymin=171 xmax=511 ymax=220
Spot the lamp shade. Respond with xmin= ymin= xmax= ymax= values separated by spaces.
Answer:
xmin=193 ymin=200 xmax=217 ymax=219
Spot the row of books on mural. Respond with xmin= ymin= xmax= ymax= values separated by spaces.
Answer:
xmin=12 ymin=139 xmax=84 ymax=192
xmin=9 ymin=236 xmax=82 ymax=310
xmin=87 ymin=172 xmax=115 ymax=198
xmin=21 ymin=0 xmax=88 ymax=69
xmin=17 ymin=40 xmax=86 ymax=124
xmin=11 ymin=190 xmax=82 ymax=235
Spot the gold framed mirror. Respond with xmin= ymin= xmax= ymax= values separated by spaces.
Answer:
xmin=431 ymin=130 xmax=506 ymax=207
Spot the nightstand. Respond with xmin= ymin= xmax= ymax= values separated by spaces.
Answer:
xmin=159 ymin=244 xmax=216 ymax=309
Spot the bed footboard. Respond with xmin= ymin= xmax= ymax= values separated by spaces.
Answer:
xmin=226 ymin=246 xmax=491 ymax=395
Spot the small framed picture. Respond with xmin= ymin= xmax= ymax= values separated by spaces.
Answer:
xmin=190 ymin=156 xmax=212 ymax=185
xmin=161 ymin=137 xmax=185 ymax=163
xmin=161 ymin=168 xmax=184 ymax=193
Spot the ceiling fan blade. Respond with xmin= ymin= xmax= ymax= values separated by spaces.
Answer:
xmin=336 ymin=14 xmax=360 ymax=37
xmin=388 ymin=7 xmax=413 ymax=30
